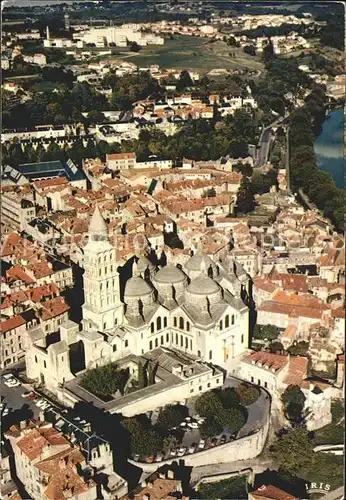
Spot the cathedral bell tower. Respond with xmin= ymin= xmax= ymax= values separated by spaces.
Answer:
xmin=82 ymin=205 xmax=123 ymax=332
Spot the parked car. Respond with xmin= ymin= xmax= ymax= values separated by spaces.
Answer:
xmin=197 ymin=418 xmax=205 ymax=425
xmin=180 ymin=422 xmax=187 ymax=428
xmin=188 ymin=445 xmax=196 ymax=454
xmin=170 ymin=449 xmax=177 ymax=457
xmin=177 ymin=447 xmax=186 ymax=457
xmin=185 ymin=416 xmax=192 ymax=422
xmin=21 ymin=391 xmax=34 ymax=399
xmin=4 ymin=379 xmax=21 ymax=388
xmin=35 ymin=399 xmax=46 ymax=408
xmin=198 ymin=439 xmax=205 ymax=449
xmin=145 ymin=456 xmax=155 ymax=463
xmin=3 ymin=374 xmax=14 ymax=381
xmin=2 ymin=408 xmax=9 ymax=416
xmin=188 ymin=422 xmax=199 ymax=429
xmin=133 ymin=454 xmax=140 ymax=461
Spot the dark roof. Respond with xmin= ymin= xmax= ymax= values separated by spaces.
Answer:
xmin=17 ymin=159 xmax=85 ymax=182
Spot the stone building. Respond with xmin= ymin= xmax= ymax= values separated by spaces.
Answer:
xmin=25 ymin=206 xmax=250 ymax=392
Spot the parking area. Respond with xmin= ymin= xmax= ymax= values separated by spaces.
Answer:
xmin=140 ymin=377 xmax=270 ymax=462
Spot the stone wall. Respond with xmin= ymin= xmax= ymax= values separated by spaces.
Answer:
xmin=128 ymin=407 xmax=271 ymax=473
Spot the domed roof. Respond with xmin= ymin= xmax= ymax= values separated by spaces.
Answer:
xmin=187 ymin=275 xmax=220 ymax=295
xmin=89 ymin=205 xmax=108 ymax=235
xmin=137 ymin=256 xmax=155 ymax=272
xmin=124 ymin=277 xmax=152 ymax=298
xmin=185 ymin=253 xmax=215 ymax=272
xmin=154 ymin=265 xmax=186 ymax=284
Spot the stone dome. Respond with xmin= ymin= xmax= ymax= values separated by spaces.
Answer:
xmin=185 ymin=253 xmax=216 ymax=274
xmin=124 ymin=277 xmax=152 ymax=298
xmin=154 ymin=265 xmax=186 ymax=284
xmin=187 ymin=275 xmax=220 ymax=296
xmin=137 ymin=256 xmax=155 ymax=273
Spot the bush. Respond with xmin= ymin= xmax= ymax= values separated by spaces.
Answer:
xmin=236 ymin=382 xmax=261 ymax=406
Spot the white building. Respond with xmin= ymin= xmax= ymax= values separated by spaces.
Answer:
xmin=25 ymin=206 xmax=250 ymax=394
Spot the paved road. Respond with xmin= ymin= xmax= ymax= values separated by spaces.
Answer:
xmin=1 ymin=378 xmax=39 ymax=429
xmin=256 ymin=128 xmax=272 ymax=167
xmin=190 ymin=457 xmax=274 ymax=483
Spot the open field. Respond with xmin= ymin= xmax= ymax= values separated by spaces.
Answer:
xmin=115 ymin=35 xmax=265 ymax=73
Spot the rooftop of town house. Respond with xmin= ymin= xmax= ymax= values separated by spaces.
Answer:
xmin=258 ymin=301 xmax=327 ymax=319
xmin=283 ymin=356 xmax=309 ymax=386
xmin=33 ymin=177 xmax=69 ymax=190
xmin=40 ymin=296 xmax=70 ymax=321
xmin=250 ymin=485 xmax=296 ymax=500
xmin=107 ymin=152 xmax=136 ymax=160
xmin=242 ymin=351 xmax=289 ymax=373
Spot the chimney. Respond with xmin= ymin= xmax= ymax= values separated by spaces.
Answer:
xmin=141 ymin=481 xmax=147 ymax=488
xmin=159 ymin=473 xmax=165 ymax=479
xmin=39 ymin=410 xmax=45 ymax=422
xmin=143 ymin=495 xmax=150 ymax=500
xmin=19 ymin=420 xmax=27 ymax=431
xmin=147 ymin=482 xmax=153 ymax=488
xmin=167 ymin=470 xmax=174 ymax=479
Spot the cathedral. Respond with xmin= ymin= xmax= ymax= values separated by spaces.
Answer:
xmin=26 ymin=206 xmax=250 ymax=391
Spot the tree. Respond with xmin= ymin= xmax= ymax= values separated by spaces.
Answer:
xmin=282 ymin=385 xmax=306 ymax=427
xmin=200 ymin=416 xmax=223 ymax=438
xmin=218 ymin=387 xmax=240 ymax=409
xmin=243 ymin=45 xmax=256 ymax=56
xmin=253 ymin=324 xmax=280 ymax=341
xmin=263 ymin=39 xmax=275 ymax=62
xmin=236 ymin=177 xmax=255 ymax=214
xmin=137 ymin=361 xmax=146 ymax=389
xmin=88 ymin=110 xmax=106 ymax=124
xmin=236 ymin=382 xmax=260 ymax=406
xmin=195 ymin=390 xmax=223 ymax=418
xmin=218 ymin=407 xmax=247 ymax=433
xmin=177 ymin=70 xmax=193 ymax=91
xmin=157 ymin=405 xmax=186 ymax=429
xmin=270 ymin=428 xmax=314 ymax=473
xmin=129 ymin=41 xmax=141 ymax=52
xmin=287 ymin=341 xmax=309 ymax=356
xmin=81 ymin=363 xmax=129 ymax=399
xmin=269 ymin=341 xmax=284 ymax=354
xmin=131 ymin=429 xmax=163 ymax=458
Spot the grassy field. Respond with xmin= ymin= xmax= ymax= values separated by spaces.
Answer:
xmin=115 ymin=35 xmax=265 ymax=73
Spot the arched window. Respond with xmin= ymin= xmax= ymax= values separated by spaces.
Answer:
xmin=190 ymin=339 xmax=192 ymax=350
xmin=174 ymin=317 xmax=177 ymax=327
xmin=164 ymin=317 xmax=167 ymax=328
xmin=151 ymin=322 xmax=154 ymax=334
xmin=185 ymin=337 xmax=188 ymax=349
xmin=231 ymin=314 xmax=235 ymax=325
xmin=219 ymin=320 xmax=223 ymax=330
xmin=209 ymin=350 xmax=212 ymax=360
xmin=149 ymin=340 xmax=153 ymax=350
xmin=186 ymin=321 xmax=190 ymax=332
xmin=166 ymin=333 xmax=169 ymax=342
xmin=179 ymin=317 xmax=184 ymax=330
xmin=161 ymin=335 xmax=164 ymax=345
xmin=241 ymin=334 xmax=244 ymax=343
xmin=155 ymin=338 xmax=158 ymax=348
xmin=180 ymin=335 xmax=183 ymax=347
xmin=175 ymin=333 xmax=178 ymax=345
xmin=225 ymin=315 xmax=230 ymax=328
xmin=198 ymin=350 xmax=201 ymax=357
xmin=157 ymin=317 xmax=162 ymax=331
xmin=125 ymin=339 xmax=128 ymax=347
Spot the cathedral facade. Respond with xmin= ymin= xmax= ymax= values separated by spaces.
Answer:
xmin=26 ymin=207 xmax=250 ymax=391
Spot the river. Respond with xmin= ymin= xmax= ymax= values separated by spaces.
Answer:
xmin=314 ymin=107 xmax=344 ymax=189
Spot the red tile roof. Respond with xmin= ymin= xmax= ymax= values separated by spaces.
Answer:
xmin=40 ymin=297 xmax=70 ymax=321
xmin=107 ymin=152 xmax=136 ymax=160
xmin=251 ymin=484 xmax=296 ymax=500
xmin=16 ymin=426 xmax=69 ymax=461
xmin=243 ymin=351 xmax=289 ymax=372
xmin=1 ymin=315 xmax=27 ymax=334
xmin=284 ymin=356 xmax=309 ymax=386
